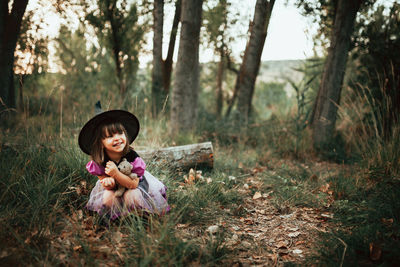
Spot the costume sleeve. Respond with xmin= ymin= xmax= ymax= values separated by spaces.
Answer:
xmin=131 ymin=157 xmax=146 ymax=177
xmin=86 ymin=160 xmax=106 ymax=176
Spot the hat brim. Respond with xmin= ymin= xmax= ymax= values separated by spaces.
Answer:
xmin=78 ymin=110 xmax=140 ymax=155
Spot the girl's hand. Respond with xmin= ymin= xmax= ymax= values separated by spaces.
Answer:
xmin=100 ymin=177 xmax=115 ymax=189
xmin=105 ymin=161 xmax=119 ymax=177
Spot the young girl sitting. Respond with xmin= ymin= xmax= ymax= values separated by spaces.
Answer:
xmin=78 ymin=110 xmax=170 ymax=220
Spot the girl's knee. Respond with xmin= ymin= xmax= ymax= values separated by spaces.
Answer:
xmin=103 ymin=190 xmax=116 ymax=207
xmin=124 ymin=189 xmax=142 ymax=205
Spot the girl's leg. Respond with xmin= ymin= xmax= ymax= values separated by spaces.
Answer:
xmin=103 ymin=189 xmax=117 ymax=208
xmin=123 ymin=189 xmax=145 ymax=208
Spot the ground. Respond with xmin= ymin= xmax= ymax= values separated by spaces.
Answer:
xmin=41 ymin=160 xmax=342 ymax=266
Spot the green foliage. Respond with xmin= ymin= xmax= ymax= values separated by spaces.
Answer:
xmin=351 ymin=2 xmax=400 ymax=140
xmin=85 ymin=0 xmax=149 ymax=97
xmin=253 ymin=81 xmax=288 ymax=119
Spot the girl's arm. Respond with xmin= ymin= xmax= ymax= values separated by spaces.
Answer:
xmin=105 ymin=161 xmax=139 ymax=189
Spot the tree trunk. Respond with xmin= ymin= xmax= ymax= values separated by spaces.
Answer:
xmin=235 ymin=0 xmax=274 ymax=126
xmin=106 ymin=1 xmax=126 ymax=96
xmin=216 ymin=51 xmax=224 ymax=118
xmin=137 ymin=141 xmax=214 ymax=170
xmin=170 ymin=0 xmax=203 ymax=134
xmin=18 ymin=74 xmax=25 ymax=112
xmin=311 ymin=0 xmax=363 ymax=150
xmin=152 ymin=0 xmax=164 ymax=117
xmin=162 ymin=0 xmax=181 ymax=93
xmin=0 ymin=0 xmax=29 ymax=114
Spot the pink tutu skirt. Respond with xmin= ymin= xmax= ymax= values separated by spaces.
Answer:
xmin=86 ymin=171 xmax=170 ymax=220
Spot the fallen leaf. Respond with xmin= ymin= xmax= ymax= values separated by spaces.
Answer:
xmin=381 ymin=218 xmax=393 ymax=227
xmin=292 ymin=249 xmax=303 ymax=254
xmin=73 ymin=245 xmax=82 ymax=252
xmin=276 ymin=241 xmax=288 ymax=249
xmin=320 ymin=213 xmax=333 ymax=219
xmin=369 ymin=242 xmax=382 ymax=261
xmin=288 ymin=231 xmax=300 ymax=238
xmin=77 ymin=210 xmax=83 ymax=220
xmin=252 ymin=192 xmax=262 ymax=200
xmin=295 ymin=240 xmax=306 ymax=246
xmin=319 ymin=183 xmax=330 ymax=193
xmin=207 ymin=225 xmax=219 ymax=234
xmin=0 ymin=250 xmax=10 ymax=259
xmin=98 ymin=245 xmax=112 ymax=254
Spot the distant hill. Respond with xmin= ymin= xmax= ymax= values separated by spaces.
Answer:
xmin=258 ymin=59 xmax=305 ymax=96
xmin=258 ymin=59 xmax=304 ymax=83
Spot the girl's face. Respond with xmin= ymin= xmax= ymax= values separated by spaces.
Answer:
xmin=101 ymin=131 xmax=127 ymax=154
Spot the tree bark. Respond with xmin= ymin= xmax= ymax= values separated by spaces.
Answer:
xmin=152 ymin=0 xmax=164 ymax=117
xmin=170 ymin=0 xmax=203 ymax=134
xmin=18 ymin=74 xmax=26 ymax=112
xmin=162 ymin=0 xmax=181 ymax=94
xmin=310 ymin=0 xmax=363 ymax=150
xmin=0 ymin=0 xmax=29 ymax=114
xmin=106 ymin=1 xmax=126 ymax=96
xmin=234 ymin=0 xmax=274 ymax=126
xmin=216 ymin=51 xmax=224 ymax=118
xmin=137 ymin=141 xmax=214 ymax=170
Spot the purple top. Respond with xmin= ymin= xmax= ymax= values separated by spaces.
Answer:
xmin=86 ymin=157 xmax=146 ymax=178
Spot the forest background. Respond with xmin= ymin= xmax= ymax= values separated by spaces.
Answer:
xmin=0 ymin=0 xmax=399 ymax=265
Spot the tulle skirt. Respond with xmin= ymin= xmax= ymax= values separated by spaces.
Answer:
xmin=86 ymin=171 xmax=170 ymax=220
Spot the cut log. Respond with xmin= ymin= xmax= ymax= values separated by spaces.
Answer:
xmin=136 ymin=141 xmax=214 ymax=170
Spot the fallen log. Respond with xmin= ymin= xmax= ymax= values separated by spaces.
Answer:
xmin=136 ymin=141 xmax=214 ymax=170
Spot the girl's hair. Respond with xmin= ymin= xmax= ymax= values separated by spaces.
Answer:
xmin=91 ymin=121 xmax=130 ymax=164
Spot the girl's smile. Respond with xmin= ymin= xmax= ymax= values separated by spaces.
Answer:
xmin=102 ymin=132 xmax=127 ymax=154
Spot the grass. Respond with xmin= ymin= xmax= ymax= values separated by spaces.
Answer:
xmin=0 ymin=114 xmax=243 ymax=265
xmin=1 ymin=81 xmax=399 ymax=266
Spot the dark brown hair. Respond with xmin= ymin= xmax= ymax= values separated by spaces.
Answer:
xmin=90 ymin=121 xmax=130 ymax=164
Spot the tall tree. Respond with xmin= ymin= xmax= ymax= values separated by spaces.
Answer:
xmin=162 ymin=0 xmax=181 ymax=94
xmin=152 ymin=0 xmax=181 ymax=117
xmin=203 ymin=0 xmax=237 ymax=118
xmin=310 ymin=0 xmax=364 ymax=150
xmin=85 ymin=0 xmax=148 ymax=97
xmin=0 ymin=0 xmax=29 ymax=114
xmin=228 ymin=0 xmax=275 ymax=126
xmin=14 ymin=9 xmax=49 ymax=112
xmin=170 ymin=0 xmax=203 ymax=133
xmin=151 ymin=0 xmax=164 ymax=116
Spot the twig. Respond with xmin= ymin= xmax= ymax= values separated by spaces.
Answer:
xmin=335 ymin=236 xmax=347 ymax=267
xmin=161 ymin=94 xmax=169 ymax=114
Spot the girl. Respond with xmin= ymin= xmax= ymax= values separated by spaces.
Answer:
xmin=78 ymin=110 xmax=170 ymax=220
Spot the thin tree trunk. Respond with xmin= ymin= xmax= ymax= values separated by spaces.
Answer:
xmin=311 ymin=0 xmax=363 ymax=150
xmin=152 ymin=0 xmax=164 ymax=117
xmin=0 ymin=0 xmax=29 ymax=114
xmin=235 ymin=0 xmax=274 ymax=126
xmin=162 ymin=0 xmax=181 ymax=93
xmin=106 ymin=1 xmax=126 ymax=96
xmin=170 ymin=0 xmax=203 ymax=134
xmin=216 ymin=51 xmax=224 ymax=118
xmin=18 ymin=74 xmax=25 ymax=112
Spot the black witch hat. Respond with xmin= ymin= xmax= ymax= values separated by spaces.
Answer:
xmin=78 ymin=101 xmax=140 ymax=155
